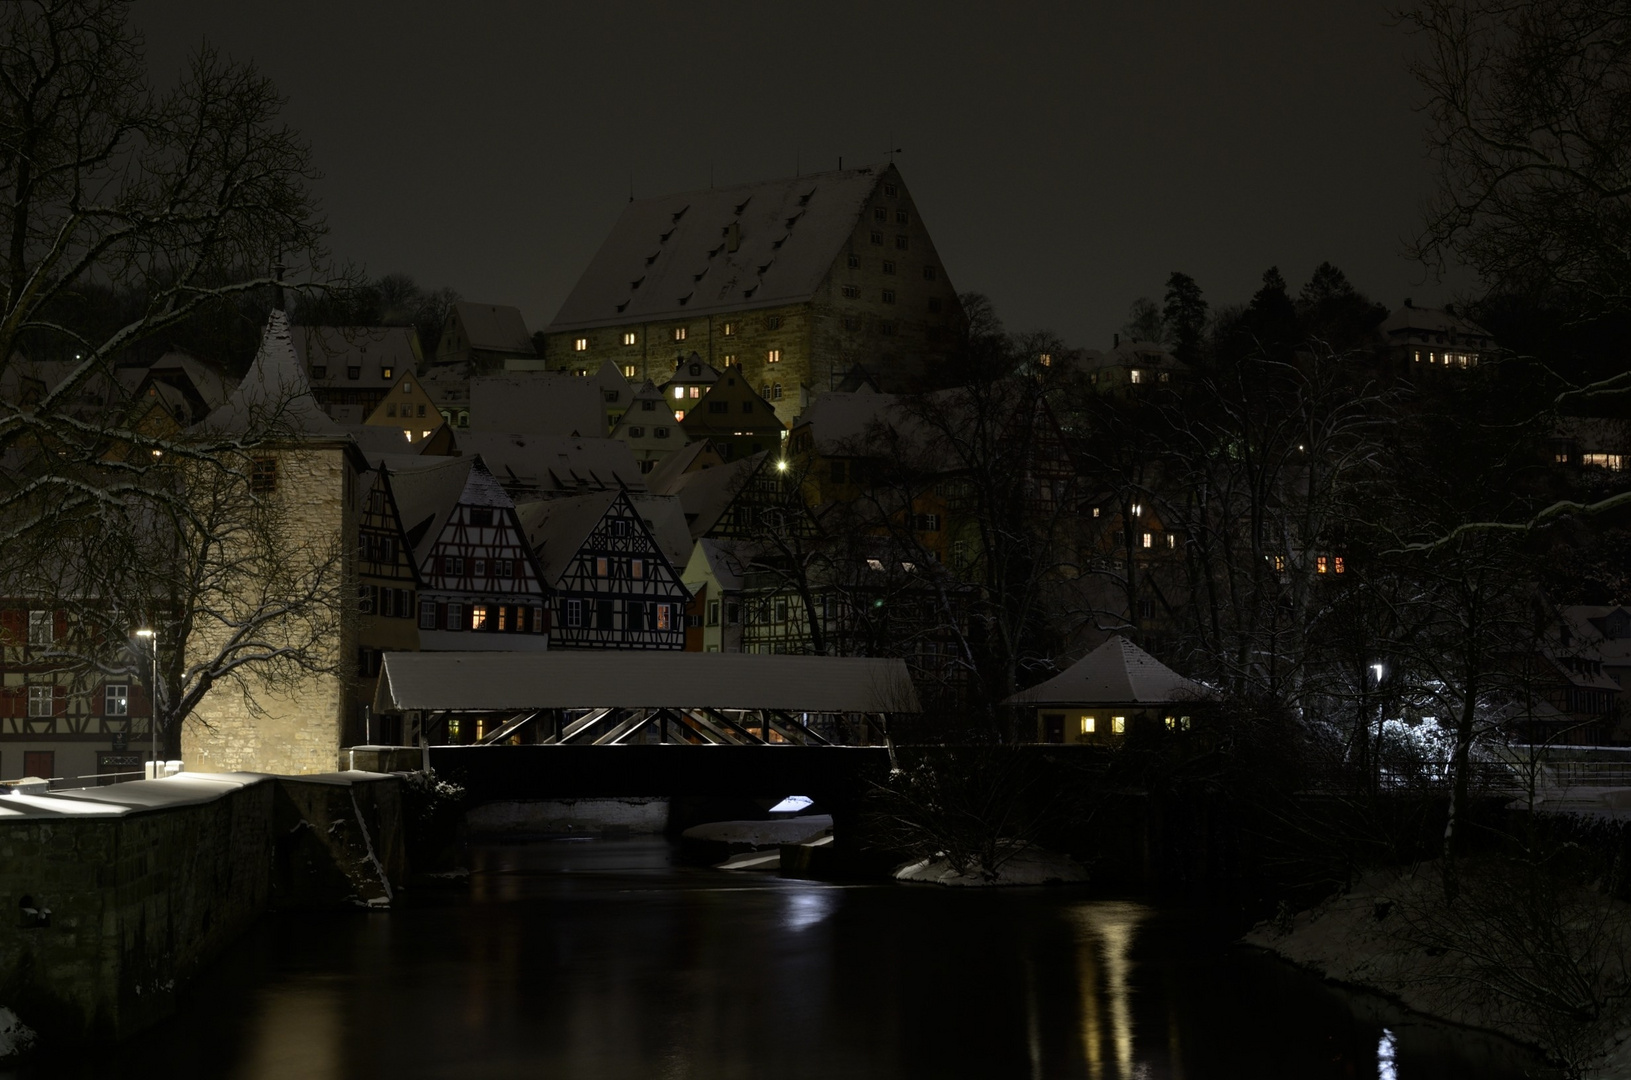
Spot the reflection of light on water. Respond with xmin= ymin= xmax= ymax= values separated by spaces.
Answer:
xmin=1070 ymin=902 xmax=1148 ymax=1080
xmin=239 ymin=983 xmax=342 ymax=1079
xmin=1378 ymin=1028 xmax=1397 ymax=1080
xmin=782 ymin=888 xmax=837 ymax=931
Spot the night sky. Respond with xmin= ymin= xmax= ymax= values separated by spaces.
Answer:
xmin=132 ymin=1 xmax=1469 ymax=347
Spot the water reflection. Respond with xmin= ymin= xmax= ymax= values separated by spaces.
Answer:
xmin=1070 ymin=902 xmax=1146 ymax=1080
xmin=25 ymin=840 xmax=1559 ymax=1080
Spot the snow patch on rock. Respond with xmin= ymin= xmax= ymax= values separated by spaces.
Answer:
xmin=681 ymin=816 xmax=832 ymax=848
xmin=894 ymin=846 xmax=1088 ymax=887
xmin=0 ymin=1007 xmax=35 ymax=1060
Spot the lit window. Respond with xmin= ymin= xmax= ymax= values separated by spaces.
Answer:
xmin=105 ymin=685 xmax=128 ymax=716
xmin=867 ymin=558 xmax=885 ymax=571
xmin=689 ymin=386 xmax=700 ymax=398
xmin=623 ymin=364 xmax=636 ymax=378
xmin=596 ymin=557 xmax=609 ymax=577
xmin=674 ymin=410 xmax=685 ymax=421
xmin=674 ymin=386 xmax=685 ymax=399
xmin=1112 ymin=716 xmax=1126 ymax=733
xmin=1130 ymin=369 xmax=1143 ymax=384
xmin=1081 ymin=716 xmax=1095 ymax=734
xmin=1038 ymin=353 xmax=1052 ymax=367
xmin=1317 ymin=556 xmax=1329 ymax=574
xmin=1166 ymin=534 xmax=1176 ymax=549
xmin=656 ymin=604 xmax=671 ymax=630
xmin=382 ymin=367 xmax=394 ymax=379
xmin=574 ymin=337 xmax=588 ymax=351
xmin=767 ymin=349 xmax=781 ymax=363
xmin=723 ymin=354 xmax=737 ymax=366
xmin=1584 ymin=453 xmax=1625 ymax=470
xmin=1334 ymin=557 xmax=1346 ymax=574
xmin=622 ymin=331 xmax=637 ymax=346
xmin=1092 ymin=507 xmax=1100 ymax=518
xmin=1142 ymin=532 xmax=1153 ymax=549
xmin=471 ymin=605 xmax=489 ymax=631
xmin=723 ymin=322 xmax=735 ymax=336
xmin=1130 ymin=503 xmax=1142 ymax=517
xmin=674 ymin=327 xmax=687 ymax=341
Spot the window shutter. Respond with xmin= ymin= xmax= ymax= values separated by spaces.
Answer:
xmin=53 ymin=683 xmax=66 ymax=716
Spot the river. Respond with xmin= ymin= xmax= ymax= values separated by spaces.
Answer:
xmin=15 ymin=838 xmax=1554 ymax=1079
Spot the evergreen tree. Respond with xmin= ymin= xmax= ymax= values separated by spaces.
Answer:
xmin=1162 ymin=272 xmax=1208 ymax=362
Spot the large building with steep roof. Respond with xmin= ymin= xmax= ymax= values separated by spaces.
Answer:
xmin=542 ymin=163 xmax=964 ymax=424
xmin=434 ymin=302 xmax=537 ymax=374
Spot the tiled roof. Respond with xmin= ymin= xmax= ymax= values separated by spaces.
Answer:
xmin=293 ymin=326 xmax=420 ymax=391
xmin=468 ymin=374 xmax=604 ymax=437
xmin=201 ymin=311 xmax=344 ymax=439
xmin=548 ymin=164 xmax=893 ymax=331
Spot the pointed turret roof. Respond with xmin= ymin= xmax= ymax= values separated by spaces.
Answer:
xmin=1008 ymin=635 xmax=1209 ymax=706
xmin=201 ymin=311 xmax=344 ymax=439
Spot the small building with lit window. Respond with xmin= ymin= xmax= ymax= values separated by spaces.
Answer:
xmin=657 ymin=354 xmax=723 ymax=421
xmin=1380 ymin=300 xmax=1493 ymax=372
xmin=1010 ymin=635 xmax=1211 ymax=744
xmin=611 ymin=380 xmax=690 ymax=471
xmin=1067 ymin=338 xmax=1186 ymax=393
xmin=294 ymin=325 xmax=423 ymax=424
xmin=677 ymin=370 xmax=786 ymax=461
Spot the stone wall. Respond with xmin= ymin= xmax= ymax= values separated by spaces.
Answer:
xmin=0 ymin=776 xmax=274 ymax=1042
xmin=183 ymin=444 xmax=356 ymax=776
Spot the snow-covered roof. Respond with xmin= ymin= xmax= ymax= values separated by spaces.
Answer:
xmin=548 ymin=164 xmax=894 ymax=332
xmin=200 ymin=311 xmax=345 ymax=439
xmin=685 ymin=536 xmax=752 ymax=592
xmin=669 ymin=451 xmax=765 ymax=539
xmin=374 ymin=650 xmax=921 ymax=713
xmin=293 ymin=326 xmax=420 ymax=391
xmin=383 ymin=455 xmax=513 ymax=566
xmin=1379 ymin=302 xmax=1492 ymax=342
xmin=1008 ymin=636 xmax=1210 ymax=706
xmin=450 ymin=302 xmax=534 ymax=354
xmin=454 ymin=432 xmax=646 ymax=496
xmin=516 ymin=489 xmax=622 ymax=585
xmin=468 ymin=373 xmax=604 ymax=437
xmin=627 ymin=492 xmax=694 ymax=571
xmin=646 ymin=437 xmax=721 ymax=494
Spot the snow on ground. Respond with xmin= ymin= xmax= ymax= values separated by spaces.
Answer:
xmin=894 ymin=847 xmax=1088 ymax=887
xmin=1244 ymin=865 xmax=1631 ymax=1078
xmin=0 ymin=1007 xmax=35 ymax=1059
xmin=681 ymin=816 xmax=832 ymax=848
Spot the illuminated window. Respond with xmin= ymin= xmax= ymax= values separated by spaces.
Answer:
xmin=867 ymin=558 xmax=885 ymax=571
xmin=1038 ymin=353 xmax=1052 ymax=367
xmin=1317 ymin=556 xmax=1329 ymax=574
xmin=1092 ymin=507 xmax=1100 ymax=518
xmin=596 ymin=557 xmax=609 ymax=577
xmin=688 ymin=386 xmax=700 ymax=398
xmin=470 ymin=605 xmax=489 ymax=631
xmin=574 ymin=337 xmax=588 ymax=351
xmin=105 ymin=685 xmax=128 ymax=716
xmin=673 ymin=327 xmax=687 ymax=341
xmin=1273 ymin=555 xmax=1285 ymax=572
xmin=723 ymin=322 xmax=735 ymax=336
xmin=1334 ymin=557 xmax=1346 ymax=574
xmin=1081 ymin=716 xmax=1095 ymax=734
xmin=1165 ymin=715 xmax=1191 ymax=731
xmin=1130 ymin=369 xmax=1144 ymax=384
xmin=1583 ymin=453 xmax=1624 ymax=470
xmin=674 ymin=386 xmax=685 ymax=399
xmin=1166 ymin=534 xmax=1176 ymax=549
xmin=1142 ymin=532 xmax=1153 ymax=549
xmin=623 ymin=364 xmax=636 ymax=378
xmin=656 ymin=604 xmax=671 ymax=630
xmin=723 ymin=354 xmax=737 ymax=366
xmin=382 ymin=367 xmax=394 ymax=379
xmin=1130 ymin=503 xmax=1142 ymax=517
xmin=674 ymin=410 xmax=684 ymax=421
xmin=767 ymin=349 xmax=781 ymax=363
xmin=1112 ymin=716 xmax=1126 ymax=733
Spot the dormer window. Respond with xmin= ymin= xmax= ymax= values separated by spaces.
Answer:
xmin=382 ymin=367 xmax=394 ymax=379
xmin=310 ymin=365 xmax=327 ymax=379
xmin=347 ymin=366 xmax=361 ymax=380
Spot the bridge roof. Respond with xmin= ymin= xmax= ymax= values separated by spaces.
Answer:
xmin=374 ymin=651 xmax=921 ymax=714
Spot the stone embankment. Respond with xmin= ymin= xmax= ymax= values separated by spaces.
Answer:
xmin=0 ymin=770 xmax=404 ymax=1051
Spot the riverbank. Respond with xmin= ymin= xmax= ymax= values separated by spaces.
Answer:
xmin=1245 ymin=863 xmax=1631 ymax=1078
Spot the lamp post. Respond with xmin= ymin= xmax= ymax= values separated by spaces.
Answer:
xmin=135 ymin=629 xmax=158 ymax=778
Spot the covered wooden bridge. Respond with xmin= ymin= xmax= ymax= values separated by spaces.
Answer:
xmin=372 ymin=651 xmax=920 ymax=747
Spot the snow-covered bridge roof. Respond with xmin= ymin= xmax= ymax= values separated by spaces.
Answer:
xmin=374 ymin=651 xmax=920 ymax=714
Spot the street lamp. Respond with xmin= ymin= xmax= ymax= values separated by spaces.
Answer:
xmin=135 ymin=629 xmax=158 ymax=778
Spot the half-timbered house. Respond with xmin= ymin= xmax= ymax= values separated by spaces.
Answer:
xmin=355 ymin=467 xmax=423 ymax=741
xmin=517 ymin=489 xmax=690 ymax=650
xmin=385 ymin=455 xmax=551 ymax=651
